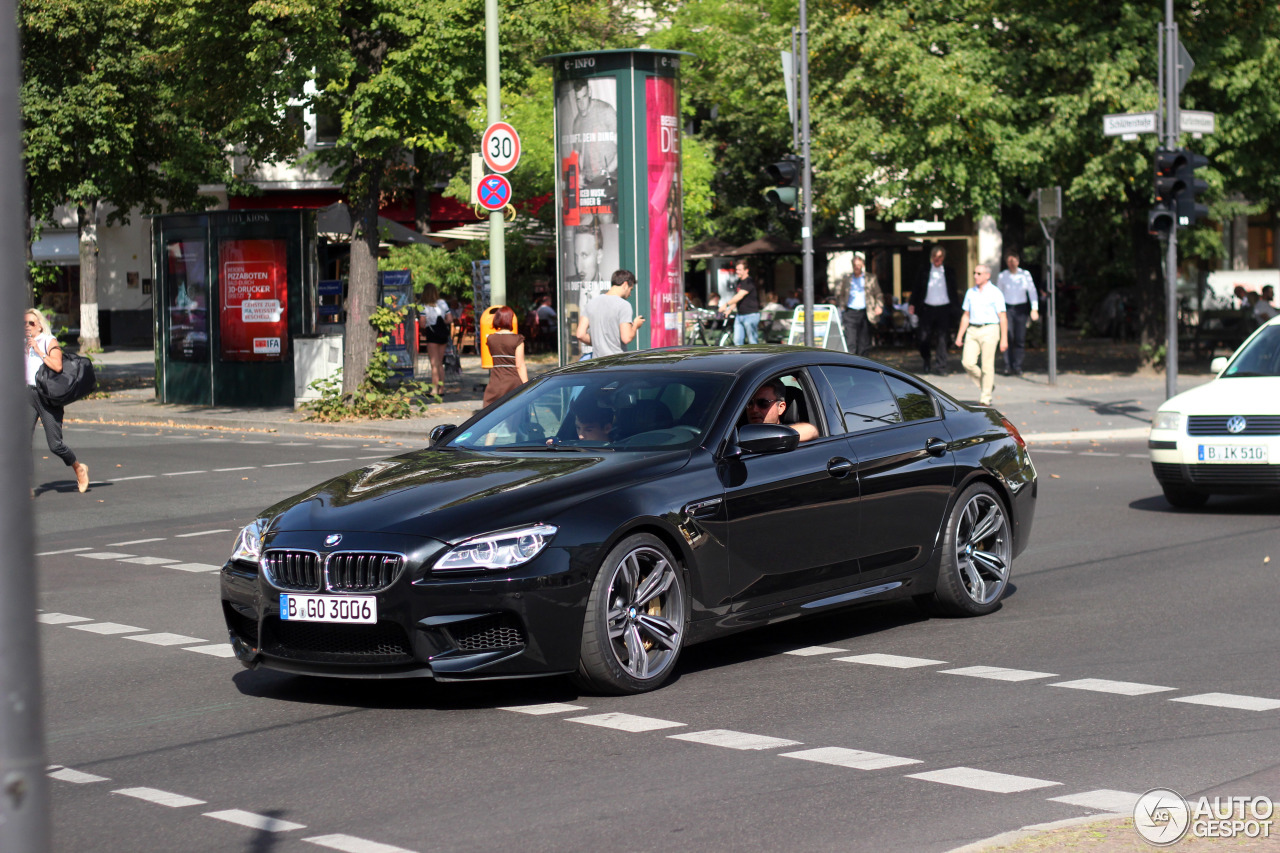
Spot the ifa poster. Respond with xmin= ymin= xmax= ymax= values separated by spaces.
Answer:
xmin=219 ymin=239 xmax=288 ymax=361
xmin=646 ymin=76 xmax=682 ymax=348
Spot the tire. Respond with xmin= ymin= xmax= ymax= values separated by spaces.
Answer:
xmin=574 ymin=533 xmax=687 ymax=695
xmin=919 ymin=483 xmax=1012 ymax=617
xmin=1162 ymin=486 xmax=1209 ymax=509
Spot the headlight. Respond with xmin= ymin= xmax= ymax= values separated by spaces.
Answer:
xmin=436 ymin=524 xmax=557 ymax=572
xmin=230 ymin=520 xmax=265 ymax=563
xmin=1151 ymin=411 xmax=1182 ymax=432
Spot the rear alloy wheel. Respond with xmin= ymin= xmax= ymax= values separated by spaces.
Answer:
xmin=1162 ymin=486 xmax=1209 ymax=509
xmin=922 ymin=483 xmax=1012 ymax=617
xmin=575 ymin=533 xmax=686 ymax=695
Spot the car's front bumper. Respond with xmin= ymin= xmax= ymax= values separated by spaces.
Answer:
xmin=1149 ymin=429 xmax=1280 ymax=493
xmin=220 ymin=545 xmax=593 ymax=681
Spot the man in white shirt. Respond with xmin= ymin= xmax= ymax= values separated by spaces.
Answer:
xmin=955 ymin=265 xmax=1008 ymax=406
xmin=833 ymin=255 xmax=884 ymax=356
xmin=909 ymin=247 xmax=959 ymax=375
xmin=996 ymin=252 xmax=1039 ymax=376
xmin=1254 ymin=285 xmax=1277 ymax=324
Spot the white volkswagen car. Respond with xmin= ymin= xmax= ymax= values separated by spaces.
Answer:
xmin=1149 ymin=315 xmax=1280 ymax=507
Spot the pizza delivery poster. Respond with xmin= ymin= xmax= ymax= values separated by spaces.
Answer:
xmin=219 ymin=239 xmax=288 ymax=361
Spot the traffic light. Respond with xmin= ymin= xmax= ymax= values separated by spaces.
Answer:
xmin=763 ymin=157 xmax=801 ymax=212
xmin=1152 ymin=148 xmax=1210 ymax=231
xmin=1148 ymin=203 xmax=1175 ymax=237
xmin=1174 ymin=151 xmax=1209 ymax=227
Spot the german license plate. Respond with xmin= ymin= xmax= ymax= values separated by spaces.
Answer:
xmin=1198 ymin=444 xmax=1268 ymax=463
xmin=279 ymin=594 xmax=376 ymax=624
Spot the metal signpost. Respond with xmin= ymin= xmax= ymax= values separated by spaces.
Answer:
xmin=1037 ymin=187 xmax=1062 ymax=386
xmin=484 ymin=0 xmax=505 ymax=306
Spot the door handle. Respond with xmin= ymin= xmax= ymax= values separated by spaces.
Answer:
xmin=827 ymin=457 xmax=854 ymax=478
xmin=683 ymin=498 xmax=722 ymax=518
xmin=925 ymin=437 xmax=949 ymax=457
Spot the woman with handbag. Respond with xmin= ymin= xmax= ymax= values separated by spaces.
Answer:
xmin=419 ymin=284 xmax=452 ymax=397
xmin=25 ymin=309 xmax=88 ymax=493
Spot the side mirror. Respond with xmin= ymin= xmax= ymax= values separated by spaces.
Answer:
xmin=735 ymin=423 xmax=800 ymax=455
xmin=1210 ymin=356 xmax=1228 ymax=375
xmin=429 ymin=424 xmax=457 ymax=446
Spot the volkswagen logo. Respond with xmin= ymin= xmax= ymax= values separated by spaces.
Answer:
xmin=324 ymin=533 xmax=343 ymax=548
xmin=1227 ymin=416 xmax=1247 ymax=434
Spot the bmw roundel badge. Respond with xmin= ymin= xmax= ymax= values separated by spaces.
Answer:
xmin=324 ymin=533 xmax=343 ymax=548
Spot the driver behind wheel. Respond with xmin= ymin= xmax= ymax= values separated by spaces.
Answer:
xmin=746 ymin=378 xmax=818 ymax=442
xmin=572 ymin=397 xmax=614 ymax=442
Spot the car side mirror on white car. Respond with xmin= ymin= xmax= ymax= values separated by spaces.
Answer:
xmin=1211 ymin=356 xmax=1228 ymax=375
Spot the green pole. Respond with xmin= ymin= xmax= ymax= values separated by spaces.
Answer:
xmin=486 ymin=0 xmax=506 ymax=307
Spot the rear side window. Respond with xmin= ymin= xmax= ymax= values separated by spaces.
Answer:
xmin=885 ymin=374 xmax=936 ymax=421
xmin=818 ymin=365 xmax=899 ymax=433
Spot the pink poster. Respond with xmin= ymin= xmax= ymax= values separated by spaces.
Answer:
xmin=646 ymin=76 xmax=682 ymax=348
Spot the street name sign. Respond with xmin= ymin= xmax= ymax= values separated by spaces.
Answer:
xmin=477 ymin=174 xmax=513 ymax=211
xmin=1103 ymin=112 xmax=1157 ymax=136
xmin=1180 ymin=110 xmax=1216 ymax=135
xmin=482 ymin=122 xmax=521 ymax=174
xmin=894 ymin=220 xmax=945 ymax=234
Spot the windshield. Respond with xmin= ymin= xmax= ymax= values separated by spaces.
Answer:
xmin=1222 ymin=325 xmax=1280 ymax=377
xmin=448 ymin=371 xmax=733 ymax=451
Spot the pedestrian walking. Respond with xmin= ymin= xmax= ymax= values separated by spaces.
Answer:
xmin=721 ymin=259 xmax=761 ymax=344
xmin=482 ymin=305 xmax=528 ymax=407
xmin=833 ymin=255 xmax=884 ymax=356
xmin=909 ymin=247 xmax=960 ymax=374
xmin=955 ymin=265 xmax=1008 ymax=406
xmin=25 ymin=309 xmax=89 ymax=493
xmin=418 ymin=284 xmax=452 ymax=396
xmin=576 ymin=269 xmax=645 ymax=358
xmin=996 ymin=252 xmax=1039 ymax=375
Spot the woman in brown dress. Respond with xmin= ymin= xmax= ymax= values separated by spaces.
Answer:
xmin=482 ymin=305 xmax=529 ymax=406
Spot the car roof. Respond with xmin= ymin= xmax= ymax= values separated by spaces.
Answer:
xmin=557 ymin=345 xmax=883 ymax=377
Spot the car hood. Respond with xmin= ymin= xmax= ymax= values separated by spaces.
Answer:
xmin=1163 ymin=376 xmax=1280 ymax=416
xmin=262 ymin=448 xmax=690 ymax=542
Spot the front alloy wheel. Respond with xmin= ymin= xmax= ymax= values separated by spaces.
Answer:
xmin=921 ymin=483 xmax=1011 ymax=616
xmin=576 ymin=533 xmax=686 ymax=694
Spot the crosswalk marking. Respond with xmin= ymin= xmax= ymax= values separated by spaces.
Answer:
xmin=108 ymin=538 xmax=165 ymax=546
xmin=779 ymin=747 xmax=922 ymax=770
xmin=783 ymin=646 xmax=848 ymax=656
xmin=48 ymin=766 xmax=109 ymax=784
xmin=119 ymin=556 xmax=179 ymax=566
xmin=167 ymin=563 xmax=222 ymax=573
xmin=69 ymin=622 xmax=145 ymax=635
xmin=36 ymin=547 xmax=90 ymax=556
xmin=836 ymin=653 xmax=946 ymax=668
xmin=204 ymin=809 xmax=305 ymax=832
xmin=304 ymin=834 xmax=419 ymax=853
xmin=1049 ymin=789 xmax=1142 ymax=812
xmin=77 ymin=552 xmax=136 ymax=560
xmin=184 ymin=644 xmax=237 ymax=658
xmin=37 ymin=613 xmax=92 ymax=625
xmin=907 ymin=767 xmax=1061 ymax=793
xmin=1051 ymin=678 xmax=1175 ymax=696
xmin=669 ymin=730 xmax=802 ymax=750
xmin=126 ymin=633 xmax=207 ymax=646
xmin=566 ymin=712 xmax=685 ymax=733
xmin=941 ymin=665 xmax=1057 ymax=682
xmin=497 ymin=702 xmax=588 ymax=715
xmin=1170 ymin=692 xmax=1280 ymax=711
xmin=113 ymin=787 xmax=206 ymax=808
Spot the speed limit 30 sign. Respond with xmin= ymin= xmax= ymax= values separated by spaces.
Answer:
xmin=482 ymin=122 xmax=521 ymax=174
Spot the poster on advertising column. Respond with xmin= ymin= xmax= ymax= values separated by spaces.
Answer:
xmin=646 ymin=76 xmax=682 ymax=348
xmin=219 ymin=239 xmax=288 ymax=361
xmin=556 ymin=76 xmax=619 ymax=360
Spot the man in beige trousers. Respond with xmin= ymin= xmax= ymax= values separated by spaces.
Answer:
xmin=954 ymin=264 xmax=1008 ymax=405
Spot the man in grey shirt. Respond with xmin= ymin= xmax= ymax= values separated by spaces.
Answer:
xmin=575 ymin=269 xmax=646 ymax=358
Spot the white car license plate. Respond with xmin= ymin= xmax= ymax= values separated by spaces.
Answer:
xmin=279 ymin=594 xmax=376 ymax=624
xmin=1198 ymin=444 xmax=1268 ymax=463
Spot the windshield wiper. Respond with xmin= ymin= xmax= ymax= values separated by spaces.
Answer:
xmin=1224 ymin=371 xmax=1272 ymax=377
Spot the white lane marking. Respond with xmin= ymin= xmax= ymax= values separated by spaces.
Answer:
xmin=36 ymin=547 xmax=91 ymax=556
xmin=497 ymin=702 xmax=589 ymax=715
xmin=359 ymin=455 xmax=387 ymax=460
xmin=1126 ymin=453 xmax=1147 ymax=458
xmin=163 ymin=470 xmax=208 ymax=477
xmin=566 ymin=712 xmax=685 ymax=733
xmin=309 ymin=459 xmax=351 ymax=464
xmin=37 ymin=613 xmax=92 ymax=625
xmin=167 ymin=563 xmax=222 ymax=573
xmin=48 ymin=766 xmax=109 ymax=783
xmin=113 ymin=787 xmax=206 ymax=807
xmin=668 ymin=730 xmax=802 ymax=750
xmin=176 ymin=529 xmax=231 ymax=538
xmin=265 ymin=462 xmax=304 ymax=467
xmin=204 ymin=809 xmax=305 ymax=832
xmin=1030 ymin=448 xmax=1072 ymax=454
xmin=69 ymin=622 xmax=146 ymax=635
xmin=304 ymin=834 xmax=419 ymax=853
xmin=1049 ymin=789 xmax=1142 ymax=812
xmin=1083 ymin=452 xmax=1120 ymax=457
xmin=908 ymin=767 xmax=1061 ymax=793
xmin=108 ymin=538 xmax=165 ymax=546
xmin=836 ymin=653 xmax=946 ymax=668
xmin=184 ymin=644 xmax=237 ymax=658
xmin=213 ymin=467 xmax=256 ymax=472
xmin=1171 ymin=692 xmax=1280 ymax=711
xmin=126 ymin=633 xmax=207 ymax=646
xmin=77 ymin=552 xmax=136 ymax=560
xmin=941 ymin=665 xmax=1057 ymax=682
xmin=119 ymin=557 xmax=179 ymax=566
xmin=1051 ymin=678 xmax=1176 ymax=696
xmin=277 ymin=442 xmax=311 ymax=446
xmin=320 ymin=444 xmax=358 ymax=449
xmin=779 ymin=747 xmax=922 ymax=770
xmin=200 ymin=439 xmax=232 ymax=443
xmin=110 ymin=475 xmax=157 ymax=481
xmin=783 ymin=646 xmax=847 ymax=657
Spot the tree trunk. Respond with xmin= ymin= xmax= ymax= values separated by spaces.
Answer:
xmin=413 ymin=146 xmax=432 ymax=234
xmin=23 ymin=178 xmax=34 ymax=309
xmin=342 ymin=168 xmax=382 ymax=396
xmin=77 ymin=201 xmax=101 ymax=350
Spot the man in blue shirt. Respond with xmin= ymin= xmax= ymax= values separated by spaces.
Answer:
xmin=996 ymin=252 xmax=1039 ymax=376
xmin=955 ymin=264 xmax=1008 ymax=406
xmin=833 ymin=255 xmax=884 ymax=356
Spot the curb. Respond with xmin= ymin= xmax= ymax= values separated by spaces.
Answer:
xmin=944 ymin=812 xmax=1129 ymax=853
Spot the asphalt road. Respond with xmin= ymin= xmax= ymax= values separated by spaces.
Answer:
xmin=31 ymin=425 xmax=1280 ymax=853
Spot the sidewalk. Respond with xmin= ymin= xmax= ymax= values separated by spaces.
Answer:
xmin=70 ymin=340 xmax=1213 ymax=443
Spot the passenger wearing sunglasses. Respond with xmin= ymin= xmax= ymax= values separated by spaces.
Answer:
xmin=744 ymin=378 xmax=818 ymax=442
xmin=24 ymin=309 xmax=89 ymax=493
